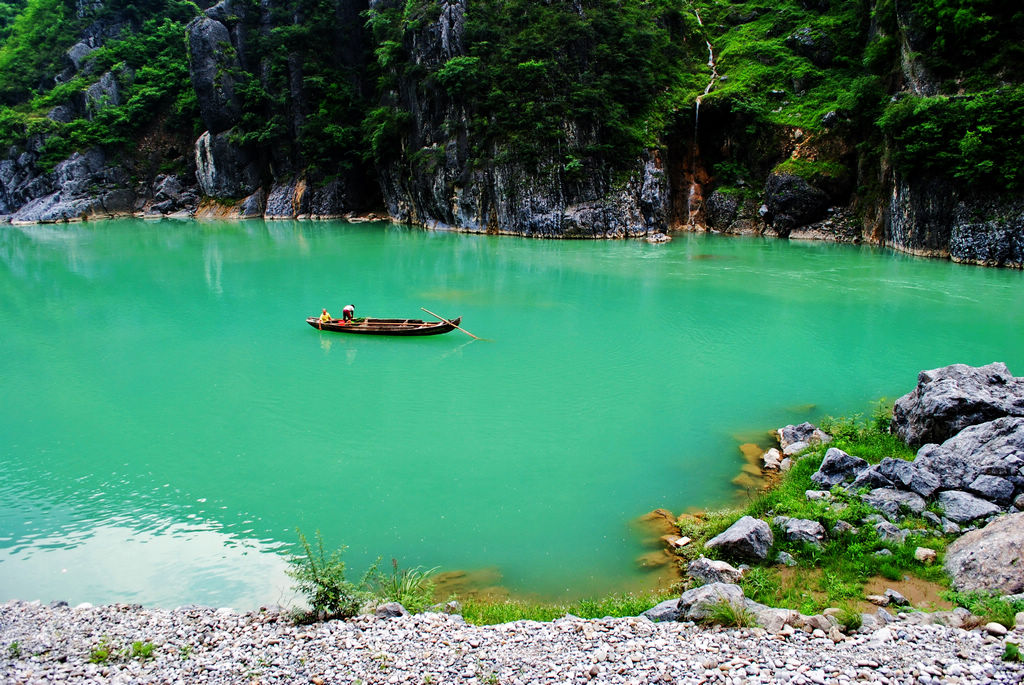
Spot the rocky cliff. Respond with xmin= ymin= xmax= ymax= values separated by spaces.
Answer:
xmin=0 ymin=0 xmax=1021 ymax=266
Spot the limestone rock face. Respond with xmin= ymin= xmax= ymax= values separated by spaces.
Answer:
xmin=187 ymin=17 xmax=242 ymax=135
xmin=945 ymin=513 xmax=1024 ymax=593
xmin=194 ymin=131 xmax=262 ymax=199
xmin=704 ymin=516 xmax=773 ymax=562
xmin=762 ymin=173 xmax=829 ymax=237
xmin=892 ymin=363 xmax=1024 ymax=445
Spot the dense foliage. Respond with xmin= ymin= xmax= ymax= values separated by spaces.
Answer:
xmin=0 ymin=0 xmax=1021 ymax=197
xmin=366 ymin=0 xmax=704 ymax=167
xmin=0 ymin=0 xmax=200 ymax=171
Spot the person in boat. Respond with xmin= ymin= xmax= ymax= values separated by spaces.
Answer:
xmin=319 ymin=308 xmax=332 ymax=323
xmin=342 ymin=304 xmax=355 ymax=322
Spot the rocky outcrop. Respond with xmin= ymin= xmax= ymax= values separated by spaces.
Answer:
xmin=187 ymin=17 xmax=242 ymax=135
xmin=945 ymin=512 xmax=1024 ymax=593
xmin=892 ymin=362 xmax=1024 ymax=445
xmin=886 ymin=175 xmax=1024 ymax=267
xmin=810 ymin=448 xmax=867 ymax=488
xmin=704 ymin=516 xmax=773 ymax=562
xmin=762 ymin=173 xmax=829 ymax=237
xmin=194 ymin=131 xmax=262 ymax=199
xmin=8 ymin=149 xmax=135 ymax=224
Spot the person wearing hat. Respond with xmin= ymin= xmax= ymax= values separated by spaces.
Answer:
xmin=342 ymin=304 xmax=355 ymax=322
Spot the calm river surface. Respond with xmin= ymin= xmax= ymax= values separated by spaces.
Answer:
xmin=2 ymin=219 xmax=1022 ymax=608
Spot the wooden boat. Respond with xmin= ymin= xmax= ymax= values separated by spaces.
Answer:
xmin=306 ymin=315 xmax=462 ymax=336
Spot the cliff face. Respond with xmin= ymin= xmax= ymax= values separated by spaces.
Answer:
xmin=0 ymin=0 xmax=1021 ymax=266
xmin=371 ymin=0 xmax=668 ymax=237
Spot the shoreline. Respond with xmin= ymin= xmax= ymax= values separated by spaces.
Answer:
xmin=2 ymin=600 xmax=1021 ymax=684
xmin=2 ymin=210 xmax=1020 ymax=269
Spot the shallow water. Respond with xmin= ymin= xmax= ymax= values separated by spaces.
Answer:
xmin=1 ymin=220 xmax=1022 ymax=608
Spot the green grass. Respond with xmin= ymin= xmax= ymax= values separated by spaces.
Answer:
xmin=943 ymin=591 xmax=1024 ymax=628
xmin=702 ymin=599 xmax=758 ymax=628
xmin=459 ymin=591 xmax=671 ymax=626
xmin=87 ymin=637 xmax=114 ymax=664
xmin=129 ymin=641 xmax=156 ymax=661
xmin=682 ymin=403 xmax=954 ymax=615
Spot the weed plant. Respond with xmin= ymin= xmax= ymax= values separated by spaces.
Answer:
xmin=703 ymin=599 xmax=758 ymax=628
xmin=371 ymin=558 xmax=439 ymax=615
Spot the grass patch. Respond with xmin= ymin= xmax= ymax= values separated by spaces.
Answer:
xmin=702 ymin=599 xmax=758 ymax=628
xmin=459 ymin=591 xmax=671 ymax=626
xmin=944 ymin=591 xmax=1024 ymax=628
xmin=682 ymin=402 xmax=955 ymax=615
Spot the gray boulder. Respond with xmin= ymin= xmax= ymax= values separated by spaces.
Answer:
xmin=892 ymin=362 xmax=1024 ymax=445
xmin=968 ymin=475 xmax=1016 ymax=505
xmin=875 ymin=457 xmax=941 ymax=498
xmin=687 ymin=556 xmax=744 ymax=585
xmin=914 ymin=417 xmax=1024 ymax=491
xmin=811 ymin=447 xmax=867 ymax=488
xmin=846 ymin=464 xmax=895 ymax=492
xmin=777 ymin=422 xmax=831 ymax=451
xmin=774 ymin=517 xmax=826 ymax=546
xmin=641 ymin=598 xmax=680 ymax=622
xmin=704 ymin=516 xmax=774 ymax=562
xmin=676 ymin=583 xmax=747 ymax=622
xmin=945 ymin=513 xmax=1024 ymax=593
xmin=936 ymin=490 xmax=1001 ymax=524
xmin=374 ymin=602 xmax=409 ymax=618
xmin=862 ymin=488 xmax=926 ymax=520
xmin=873 ymin=521 xmax=909 ymax=544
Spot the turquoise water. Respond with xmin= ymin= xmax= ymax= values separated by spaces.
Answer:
xmin=1 ymin=219 xmax=1022 ymax=608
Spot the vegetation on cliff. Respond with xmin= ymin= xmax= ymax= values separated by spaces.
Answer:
xmin=0 ymin=0 xmax=1022 ymax=215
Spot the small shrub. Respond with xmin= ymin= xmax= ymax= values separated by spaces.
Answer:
xmin=287 ymin=530 xmax=366 ymax=620
xmin=703 ymin=599 xmax=758 ymax=628
xmin=1004 ymin=643 xmax=1022 ymax=663
xmin=179 ymin=644 xmax=192 ymax=660
xmin=8 ymin=641 xmax=20 ymax=658
xmin=836 ymin=603 xmax=863 ymax=632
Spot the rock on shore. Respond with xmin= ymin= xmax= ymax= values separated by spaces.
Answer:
xmin=2 ymin=601 xmax=1022 ymax=684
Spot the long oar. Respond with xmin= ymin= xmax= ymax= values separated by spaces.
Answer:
xmin=420 ymin=307 xmax=484 ymax=340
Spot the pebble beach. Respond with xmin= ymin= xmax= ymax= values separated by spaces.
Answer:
xmin=2 ymin=601 xmax=1022 ymax=684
